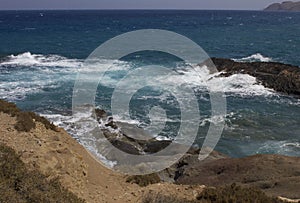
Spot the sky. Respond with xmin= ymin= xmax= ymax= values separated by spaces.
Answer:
xmin=0 ymin=0 xmax=280 ymax=10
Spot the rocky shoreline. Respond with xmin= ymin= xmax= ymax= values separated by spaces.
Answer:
xmin=206 ymin=58 xmax=300 ymax=96
xmin=0 ymin=59 xmax=300 ymax=202
xmin=94 ymin=109 xmax=300 ymax=199
xmin=1 ymin=99 xmax=300 ymax=202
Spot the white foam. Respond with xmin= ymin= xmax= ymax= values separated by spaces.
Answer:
xmin=0 ymin=52 xmax=133 ymax=100
xmin=1 ymin=52 xmax=82 ymax=68
xmin=207 ymin=73 xmax=274 ymax=96
xmin=233 ymin=53 xmax=273 ymax=63
xmin=256 ymin=141 xmax=300 ymax=156
xmin=165 ymin=65 xmax=274 ymax=96
xmin=0 ymin=80 xmax=61 ymax=100
xmin=41 ymin=112 xmax=117 ymax=167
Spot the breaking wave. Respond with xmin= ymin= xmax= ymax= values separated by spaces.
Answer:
xmin=233 ymin=53 xmax=273 ymax=63
xmin=1 ymin=52 xmax=82 ymax=68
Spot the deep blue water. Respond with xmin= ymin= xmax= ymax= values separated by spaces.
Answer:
xmin=0 ymin=10 xmax=299 ymax=158
xmin=1 ymin=10 xmax=300 ymax=64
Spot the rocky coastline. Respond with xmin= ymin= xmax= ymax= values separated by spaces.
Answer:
xmin=207 ymin=58 xmax=300 ymax=96
xmin=0 ymin=58 xmax=299 ymax=202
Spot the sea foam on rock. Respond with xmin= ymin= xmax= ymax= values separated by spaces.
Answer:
xmin=202 ymin=58 xmax=300 ymax=96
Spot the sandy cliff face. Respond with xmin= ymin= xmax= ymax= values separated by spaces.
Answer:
xmin=1 ymin=99 xmax=299 ymax=202
xmin=0 ymin=110 xmax=205 ymax=203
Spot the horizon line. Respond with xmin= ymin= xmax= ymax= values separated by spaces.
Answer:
xmin=0 ymin=8 xmax=264 ymax=11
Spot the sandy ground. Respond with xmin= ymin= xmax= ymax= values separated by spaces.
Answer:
xmin=0 ymin=112 xmax=204 ymax=203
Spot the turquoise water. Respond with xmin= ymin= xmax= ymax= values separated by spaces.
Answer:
xmin=0 ymin=10 xmax=299 ymax=158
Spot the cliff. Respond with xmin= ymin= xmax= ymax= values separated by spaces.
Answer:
xmin=264 ymin=1 xmax=300 ymax=11
xmin=1 ymin=99 xmax=300 ymax=202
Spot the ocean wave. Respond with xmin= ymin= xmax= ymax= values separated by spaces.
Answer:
xmin=0 ymin=82 xmax=59 ymax=100
xmin=233 ymin=53 xmax=273 ymax=63
xmin=0 ymin=52 xmax=132 ymax=100
xmin=256 ymin=141 xmax=300 ymax=156
xmin=41 ymin=111 xmax=117 ymax=167
xmin=0 ymin=52 xmax=277 ymax=102
xmin=176 ymin=65 xmax=274 ymax=96
xmin=1 ymin=52 xmax=82 ymax=68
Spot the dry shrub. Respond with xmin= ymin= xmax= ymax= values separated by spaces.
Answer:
xmin=197 ymin=183 xmax=284 ymax=203
xmin=0 ymin=144 xmax=85 ymax=203
xmin=141 ymin=190 xmax=193 ymax=203
xmin=0 ymin=99 xmax=20 ymax=116
xmin=14 ymin=112 xmax=36 ymax=132
xmin=141 ymin=183 xmax=285 ymax=203
xmin=126 ymin=173 xmax=161 ymax=187
xmin=0 ymin=99 xmax=57 ymax=132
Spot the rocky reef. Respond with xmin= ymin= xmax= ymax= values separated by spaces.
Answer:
xmin=93 ymin=108 xmax=300 ymax=199
xmin=208 ymin=58 xmax=300 ymax=96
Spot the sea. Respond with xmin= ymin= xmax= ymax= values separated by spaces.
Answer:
xmin=0 ymin=10 xmax=299 ymax=159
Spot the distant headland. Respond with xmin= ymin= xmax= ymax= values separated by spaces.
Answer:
xmin=264 ymin=1 xmax=300 ymax=11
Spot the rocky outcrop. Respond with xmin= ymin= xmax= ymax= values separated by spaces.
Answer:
xmin=94 ymin=110 xmax=300 ymax=199
xmin=209 ymin=58 xmax=300 ymax=96
xmin=264 ymin=1 xmax=300 ymax=11
xmin=170 ymin=152 xmax=300 ymax=199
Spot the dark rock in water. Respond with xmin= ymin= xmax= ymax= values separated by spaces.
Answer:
xmin=109 ymin=139 xmax=141 ymax=155
xmin=105 ymin=119 xmax=119 ymax=129
xmin=95 ymin=108 xmax=107 ymax=121
xmin=209 ymin=58 xmax=300 ymax=96
xmin=264 ymin=1 xmax=300 ymax=11
xmin=143 ymin=140 xmax=172 ymax=153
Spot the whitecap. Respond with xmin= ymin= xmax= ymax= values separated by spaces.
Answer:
xmin=233 ymin=53 xmax=273 ymax=63
xmin=1 ymin=52 xmax=82 ymax=68
xmin=169 ymin=65 xmax=274 ymax=96
xmin=41 ymin=112 xmax=117 ymax=167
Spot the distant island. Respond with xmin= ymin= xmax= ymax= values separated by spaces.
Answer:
xmin=264 ymin=1 xmax=300 ymax=11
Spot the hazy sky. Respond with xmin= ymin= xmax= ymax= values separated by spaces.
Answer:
xmin=0 ymin=0 xmax=279 ymax=10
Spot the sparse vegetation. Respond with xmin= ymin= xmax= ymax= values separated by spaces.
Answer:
xmin=0 ymin=144 xmax=85 ymax=203
xmin=141 ymin=183 xmax=285 ymax=203
xmin=142 ymin=191 xmax=194 ymax=203
xmin=0 ymin=99 xmax=20 ymax=116
xmin=14 ymin=112 xmax=36 ymax=132
xmin=196 ymin=183 xmax=284 ymax=203
xmin=126 ymin=173 xmax=161 ymax=187
xmin=0 ymin=99 xmax=57 ymax=132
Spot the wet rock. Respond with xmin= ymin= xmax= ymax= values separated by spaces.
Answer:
xmin=143 ymin=140 xmax=172 ymax=153
xmin=206 ymin=58 xmax=300 ymax=96
xmin=95 ymin=109 xmax=107 ymax=121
